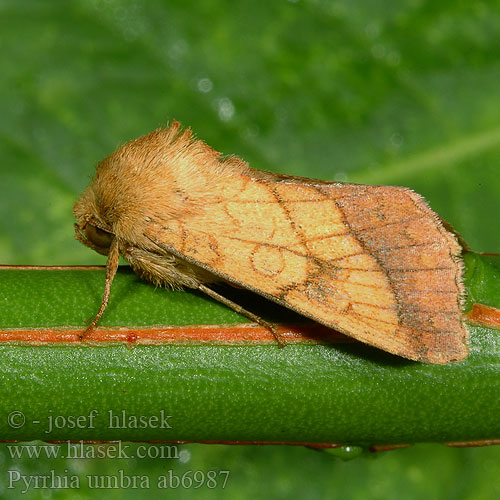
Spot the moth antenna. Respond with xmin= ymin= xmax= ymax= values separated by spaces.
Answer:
xmin=197 ymin=283 xmax=286 ymax=348
xmin=79 ymin=237 xmax=120 ymax=340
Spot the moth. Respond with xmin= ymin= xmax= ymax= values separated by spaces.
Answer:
xmin=74 ymin=121 xmax=469 ymax=364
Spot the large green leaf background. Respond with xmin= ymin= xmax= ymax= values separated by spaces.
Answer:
xmin=1 ymin=1 xmax=499 ymax=498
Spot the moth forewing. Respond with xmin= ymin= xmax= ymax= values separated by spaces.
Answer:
xmin=73 ymin=121 xmax=469 ymax=364
xmin=143 ymin=175 xmax=468 ymax=364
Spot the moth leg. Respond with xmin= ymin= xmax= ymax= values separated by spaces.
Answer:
xmin=125 ymin=245 xmax=286 ymax=346
xmin=197 ymin=283 xmax=286 ymax=348
xmin=79 ymin=237 xmax=120 ymax=340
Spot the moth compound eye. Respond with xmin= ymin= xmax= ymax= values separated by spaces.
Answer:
xmin=85 ymin=224 xmax=113 ymax=249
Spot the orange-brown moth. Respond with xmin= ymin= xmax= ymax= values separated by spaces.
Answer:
xmin=73 ymin=121 xmax=469 ymax=364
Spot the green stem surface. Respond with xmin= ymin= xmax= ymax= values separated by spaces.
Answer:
xmin=0 ymin=253 xmax=499 ymax=445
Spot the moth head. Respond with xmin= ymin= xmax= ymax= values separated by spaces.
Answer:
xmin=73 ymin=184 xmax=117 ymax=255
